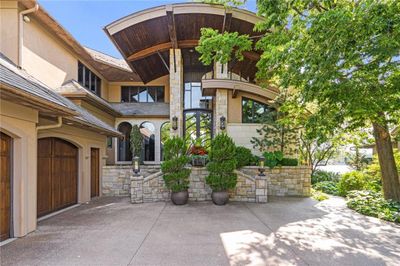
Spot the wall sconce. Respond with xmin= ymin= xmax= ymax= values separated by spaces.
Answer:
xmin=133 ymin=156 xmax=140 ymax=176
xmin=172 ymin=116 xmax=178 ymax=130
xmin=258 ymin=156 xmax=265 ymax=176
xmin=220 ymin=116 xmax=226 ymax=130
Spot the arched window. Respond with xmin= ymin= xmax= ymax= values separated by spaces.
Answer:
xmin=160 ymin=122 xmax=171 ymax=161
xmin=140 ymin=122 xmax=155 ymax=161
xmin=118 ymin=122 xmax=132 ymax=161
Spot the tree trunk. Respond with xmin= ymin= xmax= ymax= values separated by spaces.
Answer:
xmin=372 ymin=122 xmax=400 ymax=201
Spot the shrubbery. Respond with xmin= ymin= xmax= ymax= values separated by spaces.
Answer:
xmin=161 ymin=136 xmax=191 ymax=192
xmin=311 ymin=188 xmax=329 ymax=201
xmin=235 ymin=146 xmax=254 ymax=169
xmin=313 ymin=181 xmax=339 ymax=195
xmin=337 ymin=171 xmax=366 ymax=196
xmin=206 ymin=133 xmax=237 ymax=191
xmin=347 ymin=190 xmax=400 ymax=223
xmin=311 ymin=170 xmax=340 ymax=184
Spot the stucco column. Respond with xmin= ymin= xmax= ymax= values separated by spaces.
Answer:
xmin=169 ymin=49 xmax=183 ymax=137
xmin=214 ymin=62 xmax=229 ymax=135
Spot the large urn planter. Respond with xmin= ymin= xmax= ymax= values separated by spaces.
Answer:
xmin=171 ymin=191 xmax=189 ymax=205
xmin=211 ymin=191 xmax=229 ymax=205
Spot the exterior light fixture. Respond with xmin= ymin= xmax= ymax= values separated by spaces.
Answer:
xmin=172 ymin=116 xmax=178 ymax=130
xmin=258 ymin=156 xmax=266 ymax=176
xmin=133 ymin=156 xmax=140 ymax=176
xmin=220 ymin=116 xmax=226 ymax=130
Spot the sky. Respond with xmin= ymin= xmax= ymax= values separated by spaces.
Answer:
xmin=38 ymin=0 xmax=257 ymax=59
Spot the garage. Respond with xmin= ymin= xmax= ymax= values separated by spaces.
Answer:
xmin=37 ymin=137 xmax=78 ymax=217
xmin=1 ymin=132 xmax=12 ymax=241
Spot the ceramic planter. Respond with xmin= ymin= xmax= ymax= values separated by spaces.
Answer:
xmin=211 ymin=191 xmax=229 ymax=205
xmin=171 ymin=191 xmax=189 ymax=205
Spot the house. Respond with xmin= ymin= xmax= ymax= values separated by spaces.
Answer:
xmin=1 ymin=1 xmax=305 ymax=242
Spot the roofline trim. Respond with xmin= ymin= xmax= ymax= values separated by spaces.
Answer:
xmin=105 ymin=3 xmax=262 ymax=35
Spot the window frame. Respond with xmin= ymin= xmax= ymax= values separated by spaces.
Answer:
xmin=77 ymin=61 xmax=101 ymax=97
xmin=241 ymin=97 xmax=274 ymax=124
xmin=120 ymin=86 xmax=165 ymax=103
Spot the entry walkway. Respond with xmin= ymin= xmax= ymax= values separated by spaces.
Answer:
xmin=1 ymin=197 xmax=399 ymax=266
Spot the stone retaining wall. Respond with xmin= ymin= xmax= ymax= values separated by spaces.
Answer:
xmin=102 ymin=165 xmax=311 ymax=200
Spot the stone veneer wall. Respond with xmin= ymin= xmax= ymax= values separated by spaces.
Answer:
xmin=103 ymin=165 xmax=311 ymax=200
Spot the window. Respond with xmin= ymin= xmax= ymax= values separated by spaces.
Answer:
xmin=117 ymin=122 xmax=132 ymax=161
xmin=78 ymin=61 xmax=101 ymax=96
xmin=121 ymin=86 xmax=164 ymax=103
xmin=242 ymin=97 xmax=274 ymax=123
xmin=140 ymin=122 xmax=155 ymax=161
xmin=107 ymin=137 xmax=113 ymax=149
xmin=184 ymin=82 xmax=212 ymax=109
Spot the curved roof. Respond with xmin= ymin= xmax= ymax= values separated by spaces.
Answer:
xmin=104 ymin=3 xmax=264 ymax=83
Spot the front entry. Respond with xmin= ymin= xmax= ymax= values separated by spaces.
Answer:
xmin=0 ymin=132 xmax=12 ymax=241
xmin=183 ymin=109 xmax=213 ymax=147
xmin=90 ymin=148 xmax=100 ymax=198
xmin=37 ymin=138 xmax=78 ymax=217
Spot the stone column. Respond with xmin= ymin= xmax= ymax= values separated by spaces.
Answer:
xmin=130 ymin=175 xmax=143 ymax=204
xmin=169 ymin=49 xmax=183 ymax=137
xmin=214 ymin=62 xmax=229 ymax=135
xmin=255 ymin=175 xmax=268 ymax=203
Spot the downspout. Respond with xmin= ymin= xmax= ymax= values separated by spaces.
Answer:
xmin=37 ymin=116 xmax=62 ymax=131
xmin=19 ymin=4 xmax=39 ymax=66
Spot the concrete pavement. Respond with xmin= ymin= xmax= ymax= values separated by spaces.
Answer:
xmin=1 ymin=196 xmax=399 ymax=266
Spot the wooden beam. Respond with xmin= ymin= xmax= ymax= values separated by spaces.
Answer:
xmin=157 ymin=51 xmax=170 ymax=73
xmin=222 ymin=12 xmax=232 ymax=32
xmin=166 ymin=7 xmax=178 ymax=49
xmin=127 ymin=40 xmax=199 ymax=61
xmin=242 ymin=51 xmax=260 ymax=61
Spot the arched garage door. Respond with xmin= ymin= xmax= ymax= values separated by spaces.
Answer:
xmin=37 ymin=138 xmax=78 ymax=217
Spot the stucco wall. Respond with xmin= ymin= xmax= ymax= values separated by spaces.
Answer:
xmin=0 ymin=1 xmax=19 ymax=64
xmin=0 ymin=100 xmax=38 ymax=238
xmin=227 ymin=123 xmax=262 ymax=155
xmin=107 ymin=75 xmax=170 ymax=103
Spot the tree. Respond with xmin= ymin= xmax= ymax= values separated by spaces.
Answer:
xmin=196 ymin=0 xmax=400 ymax=201
xmin=130 ymin=124 xmax=143 ymax=160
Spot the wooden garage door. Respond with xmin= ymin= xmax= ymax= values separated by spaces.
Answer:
xmin=37 ymin=138 xmax=78 ymax=217
xmin=0 ymin=132 xmax=12 ymax=241
xmin=90 ymin=148 xmax=100 ymax=198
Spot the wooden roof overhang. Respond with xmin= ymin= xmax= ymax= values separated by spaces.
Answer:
xmin=104 ymin=3 xmax=264 ymax=84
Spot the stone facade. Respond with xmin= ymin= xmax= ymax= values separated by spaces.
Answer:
xmin=102 ymin=165 xmax=161 ymax=196
xmin=129 ymin=167 xmax=268 ymax=204
xmin=214 ymin=62 xmax=229 ymax=135
xmin=103 ymin=165 xmax=311 ymax=201
xmin=169 ymin=48 xmax=183 ymax=137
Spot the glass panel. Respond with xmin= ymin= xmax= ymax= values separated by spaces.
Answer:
xmin=130 ymin=87 xmax=139 ymax=102
xmin=90 ymin=72 xmax=96 ymax=93
xmin=84 ymin=67 xmax=90 ymax=88
xmin=140 ymin=122 xmax=155 ymax=161
xmin=138 ymin=87 xmax=148 ymax=102
xmin=96 ymin=77 xmax=101 ymax=96
xmin=117 ymin=122 xmax=132 ymax=161
xmin=156 ymin=87 xmax=164 ymax=102
xmin=242 ymin=98 xmax=254 ymax=123
xmin=121 ymin=87 xmax=130 ymax=103
xmin=242 ymin=97 xmax=272 ymax=123
xmin=160 ymin=122 xmax=171 ymax=161
xmin=147 ymin=87 xmax=156 ymax=103
xmin=78 ymin=62 xmax=83 ymax=84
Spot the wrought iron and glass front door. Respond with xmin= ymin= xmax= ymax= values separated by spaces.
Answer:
xmin=184 ymin=109 xmax=213 ymax=148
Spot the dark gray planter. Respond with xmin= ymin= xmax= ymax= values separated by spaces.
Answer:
xmin=211 ymin=191 xmax=229 ymax=205
xmin=171 ymin=191 xmax=188 ymax=205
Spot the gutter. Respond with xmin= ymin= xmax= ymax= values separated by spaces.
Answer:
xmin=19 ymin=4 xmax=39 ymax=66
xmin=37 ymin=116 xmax=62 ymax=131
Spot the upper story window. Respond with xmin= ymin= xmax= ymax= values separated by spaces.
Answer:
xmin=121 ymin=86 xmax=164 ymax=103
xmin=242 ymin=97 xmax=274 ymax=123
xmin=184 ymin=82 xmax=212 ymax=110
xmin=78 ymin=61 xmax=101 ymax=96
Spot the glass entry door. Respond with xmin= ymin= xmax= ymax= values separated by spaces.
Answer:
xmin=184 ymin=109 xmax=213 ymax=148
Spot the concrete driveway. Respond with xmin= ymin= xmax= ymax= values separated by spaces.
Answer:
xmin=1 ymin=197 xmax=399 ymax=266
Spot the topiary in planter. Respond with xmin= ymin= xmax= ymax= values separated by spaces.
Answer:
xmin=206 ymin=133 xmax=237 ymax=205
xmin=161 ymin=136 xmax=191 ymax=205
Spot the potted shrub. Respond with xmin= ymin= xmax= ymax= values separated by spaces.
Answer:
xmin=161 ymin=136 xmax=191 ymax=205
xmin=206 ymin=133 xmax=237 ymax=205
xmin=189 ymin=138 xmax=208 ymax=167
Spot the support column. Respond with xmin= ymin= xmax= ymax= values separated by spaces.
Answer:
xmin=255 ymin=175 xmax=268 ymax=203
xmin=169 ymin=49 xmax=183 ymax=137
xmin=130 ymin=175 xmax=143 ymax=204
xmin=214 ymin=62 xmax=229 ymax=135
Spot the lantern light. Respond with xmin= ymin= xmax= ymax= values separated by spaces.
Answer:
xmin=220 ymin=116 xmax=226 ymax=130
xmin=133 ymin=156 xmax=140 ymax=176
xmin=172 ymin=116 xmax=178 ymax=130
xmin=258 ymin=156 xmax=266 ymax=176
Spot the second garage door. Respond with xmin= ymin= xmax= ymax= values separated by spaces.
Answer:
xmin=37 ymin=138 xmax=78 ymax=217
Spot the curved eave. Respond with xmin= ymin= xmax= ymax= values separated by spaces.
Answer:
xmin=201 ymin=79 xmax=279 ymax=101
xmin=105 ymin=3 xmax=262 ymax=35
